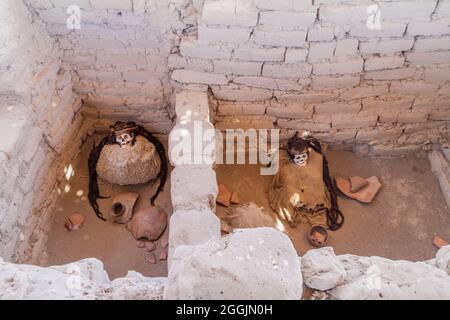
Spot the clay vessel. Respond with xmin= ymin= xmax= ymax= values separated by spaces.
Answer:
xmin=110 ymin=192 xmax=140 ymax=224
xmin=127 ymin=206 xmax=168 ymax=241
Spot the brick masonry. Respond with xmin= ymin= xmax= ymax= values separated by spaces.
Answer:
xmin=166 ymin=0 xmax=450 ymax=155
xmin=0 ymin=0 xmax=91 ymax=263
xmin=19 ymin=0 xmax=450 ymax=154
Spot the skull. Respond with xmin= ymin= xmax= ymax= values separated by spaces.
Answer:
xmin=293 ymin=151 xmax=308 ymax=166
xmin=116 ymin=132 xmax=134 ymax=147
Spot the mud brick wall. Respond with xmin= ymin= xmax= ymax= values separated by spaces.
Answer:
xmin=23 ymin=0 xmax=450 ymax=152
xmin=0 ymin=0 xmax=89 ymax=263
xmin=169 ymin=0 xmax=450 ymax=155
xmin=23 ymin=0 xmax=201 ymax=134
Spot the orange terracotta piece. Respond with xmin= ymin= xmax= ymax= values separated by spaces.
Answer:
xmin=335 ymin=176 xmax=382 ymax=203
xmin=217 ymin=184 xmax=232 ymax=207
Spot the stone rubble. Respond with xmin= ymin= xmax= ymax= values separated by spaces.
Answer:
xmin=3 ymin=244 xmax=450 ymax=300
xmin=164 ymin=227 xmax=303 ymax=300
xmin=301 ymin=246 xmax=450 ymax=300
xmin=105 ymin=271 xmax=166 ymax=300
xmin=301 ymin=247 xmax=346 ymax=291
xmin=0 ymin=257 xmax=166 ymax=300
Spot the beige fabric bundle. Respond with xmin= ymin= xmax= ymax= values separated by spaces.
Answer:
xmin=268 ymin=150 xmax=330 ymax=228
xmin=97 ymin=136 xmax=161 ymax=185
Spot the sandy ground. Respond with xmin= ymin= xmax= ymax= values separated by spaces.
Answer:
xmin=216 ymin=150 xmax=450 ymax=261
xmin=45 ymin=135 xmax=450 ymax=281
xmin=45 ymin=135 xmax=172 ymax=280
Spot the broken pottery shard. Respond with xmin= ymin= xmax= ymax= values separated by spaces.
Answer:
xmin=335 ymin=177 xmax=349 ymax=193
xmin=433 ymin=236 xmax=449 ymax=249
xmin=127 ymin=206 xmax=168 ymax=242
xmin=217 ymin=184 xmax=232 ymax=207
xmin=230 ymin=192 xmax=240 ymax=204
xmin=349 ymin=176 xmax=369 ymax=193
xmin=325 ymin=248 xmax=450 ymax=299
xmin=159 ymin=250 xmax=168 ymax=261
xmin=335 ymin=176 xmax=382 ymax=204
xmin=137 ymin=240 xmax=146 ymax=249
xmin=144 ymin=252 xmax=157 ymax=264
xmin=64 ymin=213 xmax=85 ymax=231
xmin=64 ymin=221 xmax=73 ymax=231
xmin=160 ymin=233 xmax=169 ymax=249
xmin=145 ymin=241 xmax=157 ymax=252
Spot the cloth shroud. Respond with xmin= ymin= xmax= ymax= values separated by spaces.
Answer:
xmin=268 ymin=150 xmax=330 ymax=228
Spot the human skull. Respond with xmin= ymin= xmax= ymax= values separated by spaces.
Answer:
xmin=301 ymin=130 xmax=312 ymax=138
xmin=293 ymin=151 xmax=308 ymax=166
xmin=116 ymin=132 xmax=134 ymax=146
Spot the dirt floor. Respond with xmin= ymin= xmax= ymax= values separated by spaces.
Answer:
xmin=45 ymin=135 xmax=172 ymax=280
xmin=216 ymin=150 xmax=450 ymax=261
xmin=45 ymin=136 xmax=450 ymax=280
